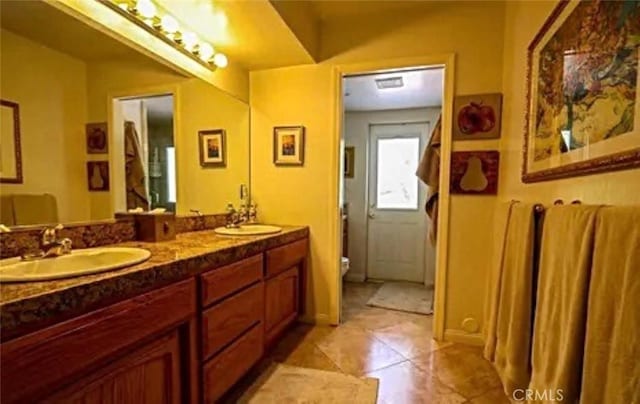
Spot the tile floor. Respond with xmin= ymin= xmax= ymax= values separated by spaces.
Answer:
xmin=227 ymin=282 xmax=511 ymax=404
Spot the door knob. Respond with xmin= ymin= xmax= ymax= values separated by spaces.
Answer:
xmin=368 ymin=212 xmax=375 ymax=219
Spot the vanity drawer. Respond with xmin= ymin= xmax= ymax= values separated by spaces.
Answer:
xmin=200 ymin=254 xmax=263 ymax=306
xmin=265 ymin=239 xmax=307 ymax=278
xmin=201 ymin=282 xmax=264 ymax=360
xmin=203 ymin=323 xmax=263 ymax=403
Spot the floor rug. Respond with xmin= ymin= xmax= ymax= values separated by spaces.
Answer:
xmin=238 ymin=363 xmax=379 ymax=404
xmin=366 ymin=281 xmax=433 ymax=315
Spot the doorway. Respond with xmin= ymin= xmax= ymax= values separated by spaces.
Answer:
xmin=111 ymin=93 xmax=176 ymax=214
xmin=337 ymin=61 xmax=452 ymax=339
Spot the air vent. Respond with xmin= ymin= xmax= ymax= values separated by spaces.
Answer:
xmin=375 ymin=77 xmax=404 ymax=89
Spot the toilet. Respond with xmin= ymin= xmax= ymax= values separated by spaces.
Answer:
xmin=341 ymin=257 xmax=350 ymax=277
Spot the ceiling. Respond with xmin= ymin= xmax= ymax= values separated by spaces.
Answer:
xmin=308 ymin=0 xmax=432 ymax=22
xmin=0 ymin=0 xmax=168 ymax=67
xmin=343 ymin=68 xmax=443 ymax=112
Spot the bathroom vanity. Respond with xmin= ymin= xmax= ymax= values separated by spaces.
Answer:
xmin=0 ymin=227 xmax=308 ymax=403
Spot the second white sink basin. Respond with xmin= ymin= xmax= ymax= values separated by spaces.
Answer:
xmin=214 ymin=224 xmax=282 ymax=236
xmin=0 ymin=247 xmax=151 ymax=283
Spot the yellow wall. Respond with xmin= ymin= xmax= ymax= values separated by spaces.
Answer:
xmin=0 ymin=29 xmax=90 ymax=223
xmin=250 ymin=1 xmax=506 ymax=328
xmin=499 ymin=1 xmax=640 ymax=206
xmin=87 ymin=60 xmax=250 ymax=218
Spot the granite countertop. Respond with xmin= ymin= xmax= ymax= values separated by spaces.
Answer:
xmin=0 ymin=226 xmax=308 ymax=340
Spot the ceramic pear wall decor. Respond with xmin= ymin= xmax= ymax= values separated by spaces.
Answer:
xmin=450 ymin=151 xmax=499 ymax=195
xmin=460 ymin=156 xmax=489 ymax=192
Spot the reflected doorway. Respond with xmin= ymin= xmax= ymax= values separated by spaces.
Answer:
xmin=112 ymin=94 xmax=176 ymax=213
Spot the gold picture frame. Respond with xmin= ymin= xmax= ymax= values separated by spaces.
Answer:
xmin=199 ymin=129 xmax=226 ymax=168
xmin=522 ymin=0 xmax=640 ymax=182
xmin=274 ymin=126 xmax=305 ymax=166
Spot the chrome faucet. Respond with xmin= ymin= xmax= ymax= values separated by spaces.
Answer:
xmin=40 ymin=224 xmax=72 ymax=258
xmin=225 ymin=203 xmax=250 ymax=228
xmin=21 ymin=224 xmax=72 ymax=261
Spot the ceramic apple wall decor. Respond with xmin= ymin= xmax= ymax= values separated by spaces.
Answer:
xmin=452 ymin=93 xmax=502 ymax=140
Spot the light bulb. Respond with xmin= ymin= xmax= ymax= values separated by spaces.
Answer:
xmin=136 ymin=0 xmax=156 ymax=19
xmin=198 ymin=43 xmax=214 ymax=61
xmin=160 ymin=15 xmax=178 ymax=33
xmin=181 ymin=32 xmax=198 ymax=51
xmin=213 ymin=53 xmax=228 ymax=68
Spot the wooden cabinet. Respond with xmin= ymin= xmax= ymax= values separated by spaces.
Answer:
xmin=264 ymin=239 xmax=308 ymax=347
xmin=265 ymin=266 xmax=300 ymax=346
xmin=202 ymin=281 xmax=264 ymax=360
xmin=0 ymin=279 xmax=197 ymax=404
xmin=0 ymin=236 xmax=308 ymax=404
xmin=46 ymin=330 xmax=183 ymax=404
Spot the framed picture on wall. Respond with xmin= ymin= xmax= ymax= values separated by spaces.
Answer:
xmin=450 ymin=151 xmax=500 ymax=195
xmin=199 ymin=129 xmax=226 ymax=168
xmin=87 ymin=161 xmax=110 ymax=191
xmin=344 ymin=146 xmax=355 ymax=178
xmin=274 ymin=126 xmax=305 ymax=166
xmin=0 ymin=99 xmax=23 ymax=184
xmin=523 ymin=0 xmax=640 ymax=182
xmin=86 ymin=122 xmax=109 ymax=154
xmin=452 ymin=93 xmax=502 ymax=140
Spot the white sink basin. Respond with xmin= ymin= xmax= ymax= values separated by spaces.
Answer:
xmin=0 ymin=247 xmax=151 ymax=283
xmin=214 ymin=224 xmax=282 ymax=236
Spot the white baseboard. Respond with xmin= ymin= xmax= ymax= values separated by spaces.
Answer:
xmin=343 ymin=272 xmax=366 ymax=282
xmin=444 ymin=329 xmax=484 ymax=346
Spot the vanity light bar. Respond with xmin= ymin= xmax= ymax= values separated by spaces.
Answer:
xmin=101 ymin=0 xmax=228 ymax=70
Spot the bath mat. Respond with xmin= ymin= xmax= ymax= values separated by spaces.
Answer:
xmin=238 ymin=364 xmax=379 ymax=404
xmin=367 ymin=282 xmax=433 ymax=315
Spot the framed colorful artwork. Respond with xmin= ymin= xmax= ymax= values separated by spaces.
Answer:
xmin=199 ymin=129 xmax=226 ymax=168
xmin=274 ymin=126 xmax=305 ymax=166
xmin=452 ymin=93 xmax=502 ymax=140
xmin=87 ymin=161 xmax=110 ymax=191
xmin=344 ymin=146 xmax=355 ymax=178
xmin=86 ymin=122 xmax=108 ymax=154
xmin=450 ymin=151 xmax=500 ymax=195
xmin=523 ymin=0 xmax=640 ymax=182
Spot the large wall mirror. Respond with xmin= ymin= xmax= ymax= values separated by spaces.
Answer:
xmin=0 ymin=1 xmax=249 ymax=228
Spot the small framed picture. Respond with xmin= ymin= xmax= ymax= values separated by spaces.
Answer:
xmin=452 ymin=93 xmax=502 ymax=140
xmin=449 ymin=151 xmax=499 ymax=195
xmin=86 ymin=122 xmax=109 ymax=154
xmin=87 ymin=161 xmax=110 ymax=191
xmin=274 ymin=126 xmax=305 ymax=166
xmin=199 ymin=129 xmax=226 ymax=168
xmin=344 ymin=146 xmax=355 ymax=178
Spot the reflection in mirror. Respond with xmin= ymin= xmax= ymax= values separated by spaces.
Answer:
xmin=0 ymin=1 xmax=249 ymax=228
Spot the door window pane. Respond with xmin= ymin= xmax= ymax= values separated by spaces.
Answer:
xmin=376 ymin=137 xmax=420 ymax=209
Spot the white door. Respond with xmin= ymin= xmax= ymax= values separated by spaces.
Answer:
xmin=367 ymin=123 xmax=428 ymax=282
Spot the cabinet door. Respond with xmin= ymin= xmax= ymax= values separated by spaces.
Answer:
xmin=265 ymin=266 xmax=300 ymax=346
xmin=47 ymin=330 xmax=183 ymax=404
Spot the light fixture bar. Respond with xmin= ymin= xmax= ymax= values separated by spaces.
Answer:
xmin=99 ymin=0 xmax=227 ymax=71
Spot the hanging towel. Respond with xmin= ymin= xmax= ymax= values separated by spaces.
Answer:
xmin=529 ymin=205 xmax=600 ymax=403
xmin=484 ymin=201 xmax=536 ymax=395
xmin=416 ymin=115 xmax=441 ymax=245
xmin=124 ymin=121 xmax=150 ymax=210
xmin=580 ymin=206 xmax=640 ymax=404
xmin=483 ymin=200 xmax=516 ymax=360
